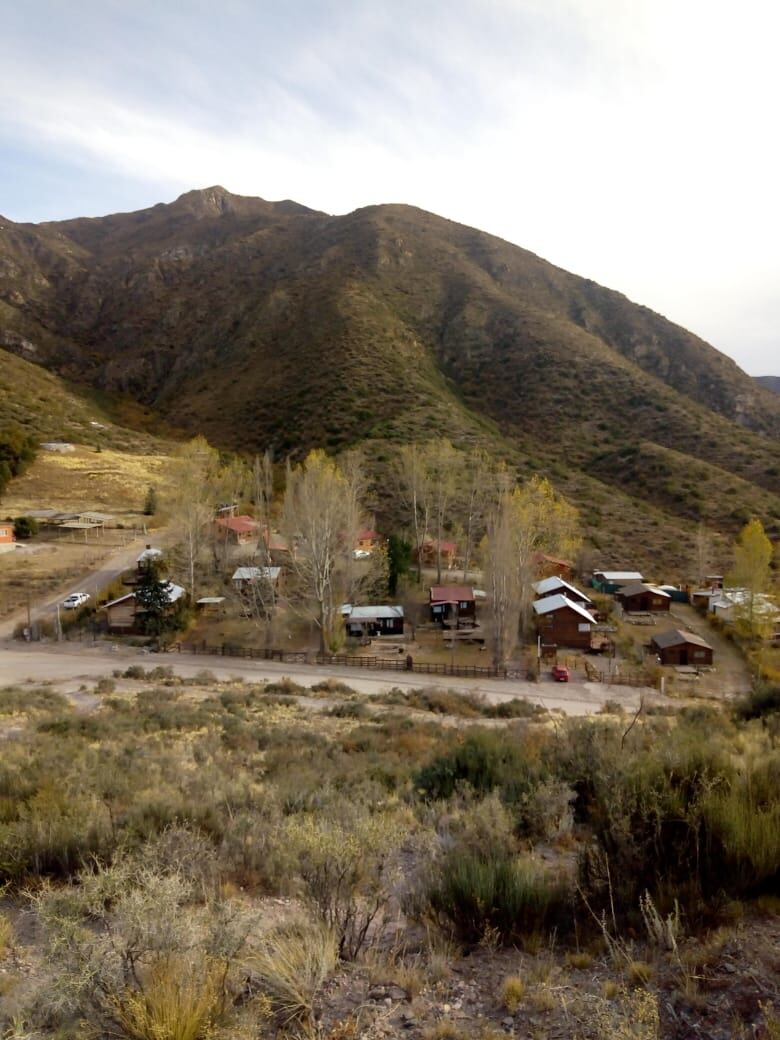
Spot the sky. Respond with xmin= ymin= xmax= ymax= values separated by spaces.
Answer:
xmin=1 ymin=0 xmax=778 ymax=374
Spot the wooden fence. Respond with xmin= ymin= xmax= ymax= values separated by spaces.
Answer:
xmin=173 ymin=642 xmax=505 ymax=679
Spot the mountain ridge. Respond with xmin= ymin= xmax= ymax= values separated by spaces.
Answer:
xmin=1 ymin=187 xmax=778 ymax=568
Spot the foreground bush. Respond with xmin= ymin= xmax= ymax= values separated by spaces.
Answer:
xmin=426 ymin=851 xmax=571 ymax=943
xmin=246 ymin=917 xmax=337 ymax=1026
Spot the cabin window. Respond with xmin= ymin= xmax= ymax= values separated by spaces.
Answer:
xmin=692 ymin=650 xmax=707 ymax=660
xmin=459 ymin=601 xmax=469 ymax=609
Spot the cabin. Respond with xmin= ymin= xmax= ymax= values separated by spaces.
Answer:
xmin=355 ymin=529 xmax=381 ymax=553
xmin=418 ymin=539 xmax=459 ymax=571
xmin=592 ymin=570 xmax=644 ymax=594
xmin=532 ymin=552 xmax=573 ymax=579
xmin=342 ymin=604 xmax=404 ymax=638
xmin=215 ymin=515 xmax=259 ymax=545
xmin=136 ymin=545 xmax=164 ymax=573
xmin=0 ymin=523 xmax=15 ymax=546
xmin=232 ymin=566 xmax=281 ymax=589
xmin=262 ymin=527 xmax=292 ymax=564
xmin=195 ymin=596 xmax=226 ymax=616
xmin=615 ymin=582 xmax=672 ymax=613
xmin=533 ymin=576 xmax=593 ymax=606
xmin=104 ymin=582 xmax=185 ymax=634
xmin=533 ymin=594 xmax=596 ymax=649
xmin=429 ymin=585 xmax=476 ymax=627
xmin=651 ymin=629 xmax=714 ymax=667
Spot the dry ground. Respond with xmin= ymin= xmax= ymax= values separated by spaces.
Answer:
xmin=2 ymin=443 xmax=172 ymax=523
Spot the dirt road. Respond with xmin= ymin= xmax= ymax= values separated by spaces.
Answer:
xmin=0 ymin=642 xmax=660 ymax=716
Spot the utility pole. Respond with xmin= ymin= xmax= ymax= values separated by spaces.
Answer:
xmin=56 ymin=603 xmax=62 ymax=642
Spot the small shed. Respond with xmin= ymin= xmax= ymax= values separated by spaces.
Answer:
xmin=196 ymin=596 xmax=226 ymax=616
xmin=429 ymin=585 xmax=476 ymax=627
xmin=355 ymin=529 xmax=381 ymax=553
xmin=651 ymin=629 xmax=714 ymax=667
xmin=343 ymin=605 xmax=404 ymax=637
xmin=533 ymin=576 xmax=592 ymax=606
xmin=533 ymin=594 xmax=596 ymax=649
xmin=616 ymin=582 xmax=672 ymax=613
xmin=0 ymin=522 xmax=15 ymax=545
xmin=592 ymin=570 xmax=644 ymax=594
xmin=232 ymin=566 xmax=281 ymax=588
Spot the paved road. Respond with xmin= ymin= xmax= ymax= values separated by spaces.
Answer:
xmin=0 ymin=643 xmax=658 ymax=716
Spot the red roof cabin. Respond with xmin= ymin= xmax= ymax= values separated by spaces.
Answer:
xmin=356 ymin=529 xmax=381 ymax=553
xmin=418 ymin=539 xmax=459 ymax=570
xmin=215 ymin=515 xmax=259 ymax=545
xmin=429 ymin=585 xmax=476 ymax=627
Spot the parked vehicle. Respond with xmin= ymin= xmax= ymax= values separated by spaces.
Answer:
xmin=62 ymin=592 xmax=90 ymax=610
xmin=551 ymin=664 xmax=570 ymax=682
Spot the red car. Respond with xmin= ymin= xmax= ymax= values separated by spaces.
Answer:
xmin=551 ymin=665 xmax=570 ymax=682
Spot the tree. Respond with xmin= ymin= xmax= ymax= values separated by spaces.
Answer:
xmin=512 ymin=476 xmax=580 ymax=637
xmin=728 ymin=518 xmax=774 ymax=637
xmin=387 ymin=535 xmax=412 ymax=596
xmin=167 ymin=437 xmax=223 ymax=600
xmin=693 ymin=522 xmax=712 ymax=586
xmin=13 ymin=515 xmax=39 ymax=540
xmin=427 ymin=440 xmax=459 ymax=584
xmin=143 ymin=486 xmax=158 ymax=516
xmin=483 ymin=487 xmax=523 ymax=669
xmin=282 ymin=450 xmax=364 ymax=654
xmin=134 ymin=559 xmax=175 ymax=637
xmin=395 ymin=443 xmax=432 ymax=583
xmin=460 ymin=447 xmax=495 ymax=583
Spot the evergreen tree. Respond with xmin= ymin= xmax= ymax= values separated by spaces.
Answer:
xmin=134 ymin=559 xmax=173 ymax=636
xmin=143 ymin=485 xmax=158 ymax=516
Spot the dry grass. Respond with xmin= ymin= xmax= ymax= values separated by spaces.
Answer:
xmin=246 ymin=917 xmax=337 ymax=1025
xmin=501 ymin=974 xmax=526 ymax=1012
xmin=113 ymin=957 xmax=220 ymax=1040
xmin=2 ymin=444 xmax=172 ymax=519
xmin=0 ymin=913 xmax=12 ymax=958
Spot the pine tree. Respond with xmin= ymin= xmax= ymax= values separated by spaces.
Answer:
xmin=143 ymin=485 xmax=158 ymax=516
xmin=134 ymin=559 xmax=172 ymax=636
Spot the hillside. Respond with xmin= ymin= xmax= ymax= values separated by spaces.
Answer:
xmin=756 ymin=375 xmax=780 ymax=394
xmin=1 ymin=187 xmax=778 ymax=570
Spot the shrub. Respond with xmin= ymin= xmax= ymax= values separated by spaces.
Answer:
xmin=426 ymin=851 xmax=571 ymax=944
xmin=12 ymin=516 xmax=38 ymax=540
xmin=113 ymin=956 xmax=221 ymax=1040
xmin=502 ymin=974 xmax=525 ymax=1012
xmin=735 ymin=683 xmax=780 ymax=720
xmin=415 ymin=730 xmax=538 ymax=802
xmin=246 ymin=917 xmax=337 ymax=1025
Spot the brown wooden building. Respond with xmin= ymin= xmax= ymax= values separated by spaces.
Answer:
xmin=429 ymin=585 xmax=476 ymax=627
xmin=533 ymin=593 xmax=596 ymax=649
xmin=616 ymin=582 xmax=671 ymax=613
xmin=651 ymin=629 xmax=714 ymax=667
xmin=215 ymin=515 xmax=259 ymax=545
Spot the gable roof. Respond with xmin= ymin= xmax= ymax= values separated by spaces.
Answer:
xmin=136 ymin=546 xmax=163 ymax=565
xmin=430 ymin=585 xmax=475 ymax=603
xmin=532 ymin=594 xmax=596 ymax=624
xmin=232 ymin=566 xmax=281 ymax=582
xmin=357 ymin=528 xmax=380 ymax=541
xmin=533 ymin=576 xmax=592 ymax=602
xmin=617 ymin=582 xmax=671 ymax=599
xmin=105 ymin=582 xmax=184 ymax=609
xmin=652 ymin=628 xmax=713 ymax=650
xmin=345 ymin=605 xmax=404 ymax=621
xmin=594 ymin=570 xmax=644 ymax=583
xmin=216 ymin=515 xmax=259 ymax=534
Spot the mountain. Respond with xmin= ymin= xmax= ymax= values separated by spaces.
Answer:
xmin=756 ymin=376 xmax=780 ymax=394
xmin=1 ymin=186 xmax=778 ymax=571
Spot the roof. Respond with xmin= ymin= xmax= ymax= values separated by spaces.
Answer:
xmin=136 ymin=546 xmax=163 ymax=564
xmin=533 ymin=576 xmax=592 ymax=602
xmin=79 ymin=512 xmax=114 ymax=523
xmin=594 ymin=571 xmax=644 ymax=583
xmin=357 ymin=528 xmax=380 ymax=541
xmin=263 ymin=529 xmax=290 ymax=551
xmin=424 ymin=539 xmax=459 ymax=554
xmin=196 ymin=596 xmax=226 ymax=605
xmin=532 ymin=551 xmax=572 ymax=569
xmin=532 ymin=594 xmax=596 ymax=625
xmin=617 ymin=582 xmax=671 ymax=599
xmin=105 ymin=582 xmax=184 ymax=609
xmin=652 ymin=628 xmax=713 ymax=651
xmin=216 ymin=515 xmax=259 ymax=534
xmin=430 ymin=585 xmax=475 ymax=603
xmin=346 ymin=605 xmax=404 ymax=621
xmin=232 ymin=566 xmax=281 ymax=581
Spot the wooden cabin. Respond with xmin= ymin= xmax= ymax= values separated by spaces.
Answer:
xmin=215 ymin=515 xmax=259 ymax=545
xmin=104 ymin=582 xmax=185 ymax=634
xmin=355 ymin=529 xmax=382 ymax=553
xmin=532 ymin=552 xmax=573 ymax=579
xmin=418 ymin=539 xmax=459 ymax=570
xmin=592 ymin=570 xmax=643 ymax=594
xmin=651 ymin=629 xmax=714 ymax=667
xmin=342 ymin=605 xmax=404 ymax=637
xmin=533 ymin=594 xmax=596 ymax=649
xmin=429 ymin=585 xmax=476 ymax=627
xmin=615 ymin=582 xmax=672 ymax=613
xmin=0 ymin=522 xmax=15 ymax=545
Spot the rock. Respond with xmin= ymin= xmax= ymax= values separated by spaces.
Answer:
xmin=502 ymin=1016 xmax=514 ymax=1028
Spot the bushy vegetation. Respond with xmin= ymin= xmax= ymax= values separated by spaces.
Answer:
xmin=0 ymin=425 xmax=37 ymax=498
xmin=3 ymin=675 xmax=780 ymax=1036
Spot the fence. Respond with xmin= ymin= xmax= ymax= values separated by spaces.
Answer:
xmin=174 ymin=642 xmax=308 ymax=663
xmin=172 ymin=641 xmax=506 ymax=679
